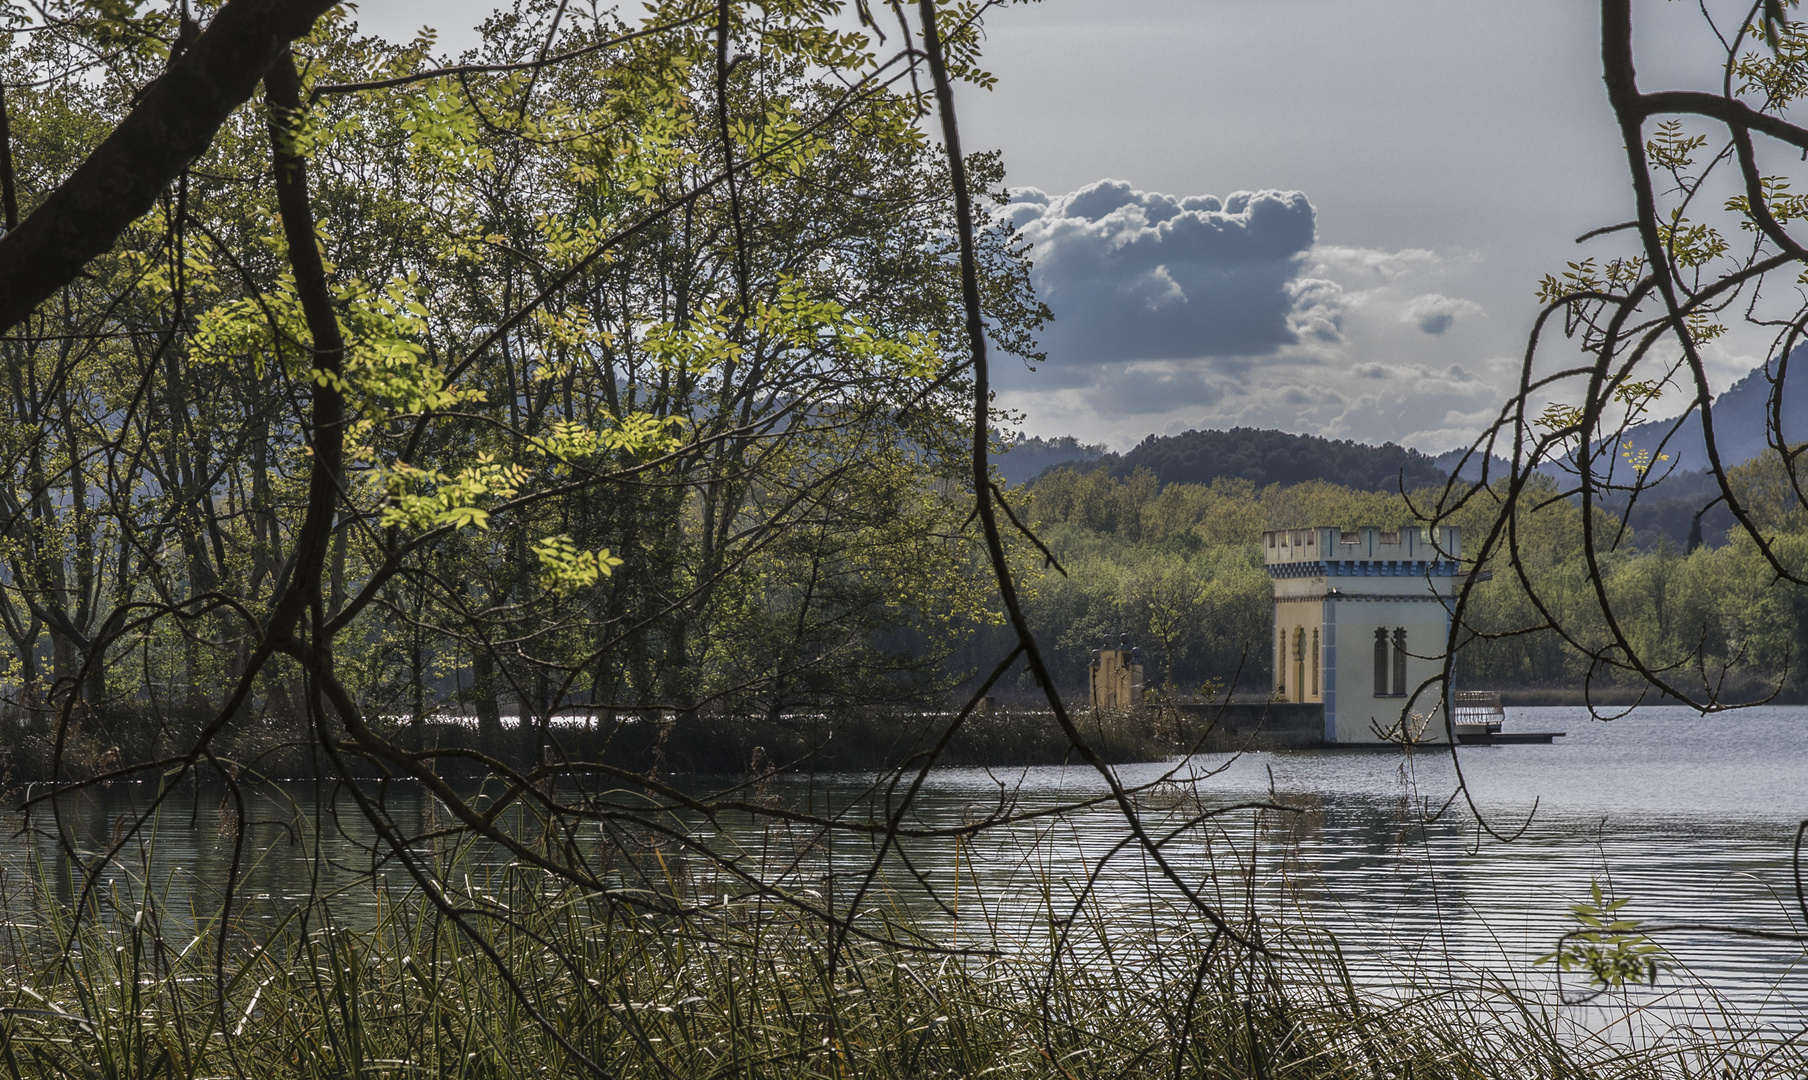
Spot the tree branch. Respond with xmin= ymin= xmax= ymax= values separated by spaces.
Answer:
xmin=1641 ymin=89 xmax=1808 ymax=152
xmin=0 ymin=0 xmax=339 ymax=334
xmin=261 ymin=49 xmax=345 ymax=648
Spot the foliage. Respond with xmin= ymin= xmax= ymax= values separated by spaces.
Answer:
xmin=0 ymin=824 xmax=1771 ymax=1080
xmin=1433 ymin=0 xmax=1808 ymax=713
xmin=993 ymin=431 xmax=1107 ymax=484
xmin=0 ymin=0 xmax=1048 ymax=750
xmin=0 ymin=5 xmax=1804 ymax=1076
xmin=1535 ymin=880 xmax=1662 ymax=990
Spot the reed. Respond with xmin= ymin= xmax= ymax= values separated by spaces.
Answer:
xmin=0 ymin=855 xmax=1791 ymax=1080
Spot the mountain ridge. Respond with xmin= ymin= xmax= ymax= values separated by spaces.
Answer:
xmin=1000 ymin=427 xmax=1448 ymax=491
xmin=1616 ymin=344 xmax=1808 ymax=472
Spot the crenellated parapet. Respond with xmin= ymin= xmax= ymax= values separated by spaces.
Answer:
xmin=1268 ymin=560 xmax=1463 ymax=579
xmin=1263 ymin=525 xmax=1460 ymax=570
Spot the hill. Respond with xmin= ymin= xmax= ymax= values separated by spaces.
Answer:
xmin=1616 ymin=345 xmax=1808 ymax=473
xmin=1428 ymin=353 xmax=1808 ymax=550
xmin=1106 ymin=427 xmax=1447 ymax=492
xmin=995 ymin=434 xmax=1108 ymax=485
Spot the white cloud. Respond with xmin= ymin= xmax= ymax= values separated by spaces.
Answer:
xmin=1001 ymin=180 xmax=1319 ymax=400
xmin=996 ymin=180 xmax=1507 ymax=452
xmin=1284 ymin=277 xmax=1348 ymax=344
xmin=1308 ymin=245 xmax=1445 ymax=281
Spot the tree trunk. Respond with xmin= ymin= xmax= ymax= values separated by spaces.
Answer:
xmin=473 ymin=648 xmax=502 ymax=753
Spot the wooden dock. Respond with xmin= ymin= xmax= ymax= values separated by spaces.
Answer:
xmin=1455 ymin=730 xmax=1565 ymax=745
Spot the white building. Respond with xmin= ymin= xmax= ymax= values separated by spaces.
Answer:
xmin=1264 ymin=525 xmax=1463 ymax=744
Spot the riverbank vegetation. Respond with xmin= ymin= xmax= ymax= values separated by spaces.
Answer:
xmin=3 ymin=0 xmax=1808 ymax=772
xmin=0 ymin=0 xmax=1044 ymax=779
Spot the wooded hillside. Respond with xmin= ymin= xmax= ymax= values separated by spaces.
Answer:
xmin=954 ymin=462 xmax=1808 ymax=704
xmin=1108 ymin=427 xmax=1447 ymax=491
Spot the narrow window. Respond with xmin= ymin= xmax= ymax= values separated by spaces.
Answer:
xmin=1311 ymin=628 xmax=1320 ymax=698
xmin=1373 ymin=628 xmax=1388 ymax=696
xmin=1293 ymin=627 xmax=1305 ymax=704
xmin=1392 ymin=627 xmax=1408 ymax=697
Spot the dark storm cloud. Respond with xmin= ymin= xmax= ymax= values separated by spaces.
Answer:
xmin=996 ymin=180 xmax=1321 ymax=407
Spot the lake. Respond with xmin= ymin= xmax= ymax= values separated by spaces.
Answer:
xmin=7 ymin=704 xmax=1805 ymax=1038
xmin=831 ymin=704 xmax=1808 ymax=1036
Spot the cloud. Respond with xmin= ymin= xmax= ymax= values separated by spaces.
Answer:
xmin=1089 ymin=363 xmax=1227 ymax=416
xmin=1400 ymin=293 xmax=1485 ymax=335
xmin=1002 ymin=180 xmax=1318 ymax=390
xmin=995 ymin=179 xmax=1508 ymax=452
xmin=1285 ymin=277 xmax=1347 ymax=344
xmin=1309 ymin=245 xmax=1444 ymax=281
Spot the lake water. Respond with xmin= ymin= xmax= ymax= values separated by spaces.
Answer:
xmin=7 ymin=705 xmax=1805 ymax=1037
xmin=822 ymin=704 xmax=1808 ymax=1037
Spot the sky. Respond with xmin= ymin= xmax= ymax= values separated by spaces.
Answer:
xmin=354 ymin=0 xmax=1766 ymax=454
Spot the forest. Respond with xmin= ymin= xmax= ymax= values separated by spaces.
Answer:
xmin=1104 ymin=426 xmax=1448 ymax=492
xmin=982 ymin=457 xmax=1808 ymax=705
xmin=4 ymin=0 xmax=1802 ymax=771
xmin=0 ymin=0 xmax=1056 ymax=781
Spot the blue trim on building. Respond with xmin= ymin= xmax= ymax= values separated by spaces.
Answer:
xmin=1265 ymin=560 xmax=1462 ymax=579
xmin=1322 ymin=597 xmax=1337 ymax=742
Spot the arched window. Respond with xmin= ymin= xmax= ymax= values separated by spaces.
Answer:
xmin=1392 ymin=627 xmax=1408 ymax=698
xmin=1373 ymin=628 xmax=1388 ymax=697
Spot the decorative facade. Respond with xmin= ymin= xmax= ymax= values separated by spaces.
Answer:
xmin=1264 ymin=525 xmax=1463 ymax=744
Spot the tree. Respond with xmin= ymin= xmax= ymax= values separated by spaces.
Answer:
xmin=0 ymin=0 xmax=1052 ymax=748
xmin=0 ymin=5 xmax=1377 ymax=1068
xmin=1437 ymin=0 xmax=1808 ymax=708
xmin=0 ymin=0 xmax=1079 ymax=1063
xmin=0 ymin=0 xmax=341 ymax=329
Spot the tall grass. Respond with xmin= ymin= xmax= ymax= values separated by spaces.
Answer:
xmin=0 ymin=850 xmax=1793 ymax=1079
